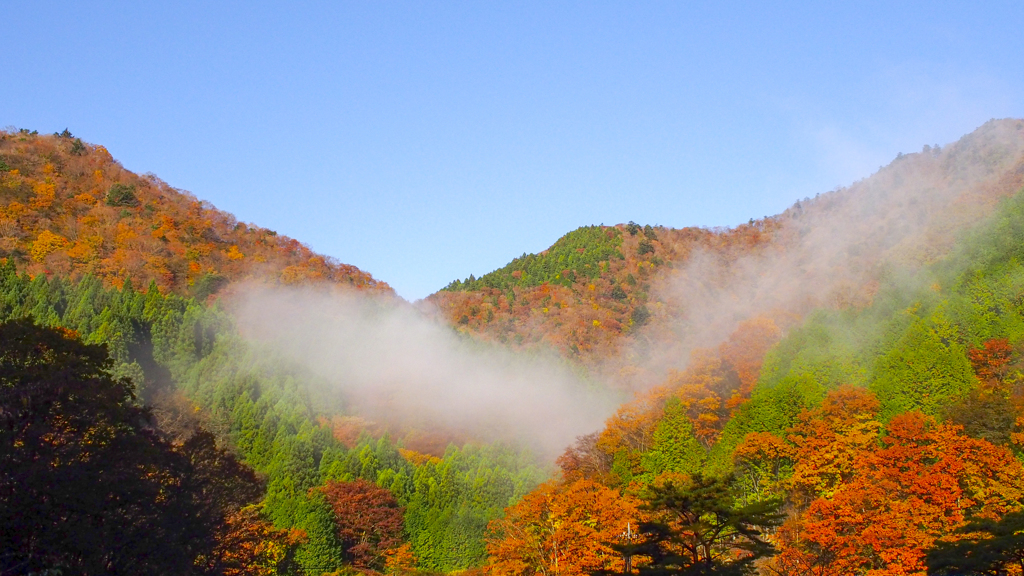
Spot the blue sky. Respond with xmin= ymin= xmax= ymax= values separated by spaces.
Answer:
xmin=4 ymin=2 xmax=1023 ymax=299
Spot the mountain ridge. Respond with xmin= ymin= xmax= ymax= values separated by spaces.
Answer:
xmin=0 ymin=128 xmax=391 ymax=298
xmin=426 ymin=118 xmax=1024 ymax=389
xmin=5 ymin=119 xmax=1024 ymax=575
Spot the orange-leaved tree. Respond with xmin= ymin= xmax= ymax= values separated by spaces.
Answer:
xmin=718 ymin=315 xmax=783 ymax=400
xmin=732 ymin=431 xmax=793 ymax=503
xmin=784 ymin=386 xmax=883 ymax=503
xmin=968 ymin=337 xmax=1014 ymax=386
xmin=487 ymin=478 xmax=642 ymax=576
xmin=772 ymin=411 xmax=1024 ymax=575
xmin=556 ymin=432 xmax=614 ymax=483
xmin=596 ymin=387 xmax=669 ymax=483
xmin=199 ymin=504 xmax=306 ymax=576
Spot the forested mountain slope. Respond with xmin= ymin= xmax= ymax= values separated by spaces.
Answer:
xmin=0 ymin=128 xmax=389 ymax=298
xmin=431 ymin=220 xmax=779 ymax=361
xmin=6 ymin=119 xmax=1024 ymax=575
xmin=491 ymin=123 xmax=1024 ymax=576
xmin=431 ymin=119 xmax=1024 ymax=392
xmin=0 ymin=264 xmax=544 ymax=574
xmin=0 ymin=129 xmax=536 ymax=574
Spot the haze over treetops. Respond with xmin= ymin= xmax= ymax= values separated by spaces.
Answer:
xmin=5 ymin=119 xmax=1024 ymax=575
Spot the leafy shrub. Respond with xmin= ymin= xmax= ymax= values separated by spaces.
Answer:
xmin=631 ymin=305 xmax=651 ymax=326
xmin=192 ymin=273 xmax=228 ymax=301
xmin=106 ymin=183 xmax=140 ymax=207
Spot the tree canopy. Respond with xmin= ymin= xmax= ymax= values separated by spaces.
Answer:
xmin=0 ymin=319 xmax=261 ymax=575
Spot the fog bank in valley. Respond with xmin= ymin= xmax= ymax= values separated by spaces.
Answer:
xmin=232 ymin=285 xmax=618 ymax=457
xmin=236 ymin=120 xmax=1024 ymax=456
xmin=626 ymin=119 xmax=1024 ymax=382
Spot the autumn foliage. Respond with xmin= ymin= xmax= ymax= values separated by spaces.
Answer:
xmin=429 ymin=221 xmax=784 ymax=374
xmin=771 ymin=411 xmax=1024 ymax=575
xmin=0 ymin=130 xmax=388 ymax=296
xmin=320 ymin=479 xmax=406 ymax=570
xmin=0 ymin=319 xmax=269 ymax=575
xmin=968 ymin=338 xmax=1015 ymax=389
xmin=540 ymin=381 xmax=1024 ymax=575
xmin=7 ymin=121 xmax=1024 ymax=575
xmin=581 ymin=316 xmax=783 ymax=483
xmin=782 ymin=386 xmax=883 ymax=503
xmin=487 ymin=478 xmax=642 ymax=576
xmin=201 ymin=505 xmax=306 ymax=576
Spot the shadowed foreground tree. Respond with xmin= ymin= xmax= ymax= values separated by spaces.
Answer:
xmin=927 ymin=510 xmax=1024 ymax=576
xmin=0 ymin=319 xmax=263 ymax=575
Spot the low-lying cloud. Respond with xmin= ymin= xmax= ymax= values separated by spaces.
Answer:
xmin=629 ymin=118 xmax=1024 ymax=380
xmin=234 ymin=120 xmax=1024 ymax=458
xmin=232 ymin=285 xmax=618 ymax=457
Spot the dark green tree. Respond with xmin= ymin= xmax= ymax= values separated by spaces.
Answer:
xmin=927 ymin=510 xmax=1024 ymax=575
xmin=608 ymin=475 xmax=783 ymax=576
xmin=945 ymin=389 xmax=1018 ymax=446
xmin=293 ymin=491 xmax=346 ymax=575
xmin=106 ymin=182 xmax=140 ymax=207
xmin=640 ymin=397 xmax=706 ymax=480
xmin=632 ymin=305 xmax=651 ymax=326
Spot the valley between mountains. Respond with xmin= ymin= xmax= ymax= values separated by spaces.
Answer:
xmin=4 ymin=119 xmax=1024 ymax=575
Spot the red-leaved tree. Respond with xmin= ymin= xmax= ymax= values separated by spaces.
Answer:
xmin=320 ymin=479 xmax=405 ymax=570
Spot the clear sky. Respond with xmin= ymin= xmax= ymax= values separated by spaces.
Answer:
xmin=4 ymin=2 xmax=1023 ymax=299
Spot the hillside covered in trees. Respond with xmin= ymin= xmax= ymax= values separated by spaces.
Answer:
xmin=0 ymin=128 xmax=389 ymax=298
xmin=490 ymin=166 xmax=1024 ymax=576
xmin=5 ymin=119 xmax=1024 ymax=575
xmin=430 ymin=120 xmax=1024 ymax=388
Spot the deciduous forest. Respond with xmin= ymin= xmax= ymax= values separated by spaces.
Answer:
xmin=5 ymin=120 xmax=1024 ymax=576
